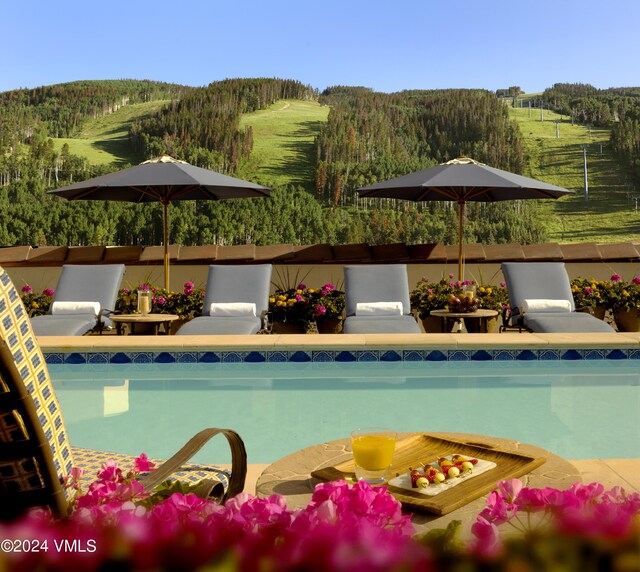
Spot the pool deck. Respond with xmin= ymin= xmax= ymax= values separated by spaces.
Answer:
xmin=39 ymin=332 xmax=640 ymax=496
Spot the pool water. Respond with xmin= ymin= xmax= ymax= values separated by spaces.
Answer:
xmin=49 ymin=361 xmax=640 ymax=464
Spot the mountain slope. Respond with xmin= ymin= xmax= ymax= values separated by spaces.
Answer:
xmin=237 ymin=99 xmax=329 ymax=188
xmin=510 ymin=105 xmax=639 ymax=243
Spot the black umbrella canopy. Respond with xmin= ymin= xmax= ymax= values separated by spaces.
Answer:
xmin=49 ymin=156 xmax=271 ymax=288
xmin=358 ymin=158 xmax=574 ymax=279
xmin=49 ymin=155 xmax=271 ymax=203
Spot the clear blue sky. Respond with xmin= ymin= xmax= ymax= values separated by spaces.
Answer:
xmin=2 ymin=0 xmax=637 ymax=94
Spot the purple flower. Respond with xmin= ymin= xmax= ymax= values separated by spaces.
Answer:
xmin=632 ymin=277 xmax=640 ymax=285
xmin=295 ymin=294 xmax=303 ymax=302
xmin=184 ymin=281 xmax=195 ymax=295
xmin=21 ymin=285 xmax=33 ymax=294
xmin=314 ymin=305 xmax=326 ymax=316
xmin=138 ymin=284 xmax=150 ymax=291
xmin=322 ymin=282 xmax=335 ymax=292
xmin=296 ymin=283 xmax=307 ymax=290
xmin=611 ymin=273 xmax=623 ymax=282
xmin=42 ymin=288 xmax=55 ymax=296
xmin=156 ymin=297 xmax=166 ymax=306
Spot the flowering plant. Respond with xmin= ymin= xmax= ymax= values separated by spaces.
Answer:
xmin=411 ymin=276 xmax=509 ymax=317
xmin=470 ymin=478 xmax=640 ymax=559
xmin=570 ymin=277 xmax=607 ymax=309
xmin=598 ymin=273 xmax=640 ymax=312
xmin=116 ymin=282 xmax=205 ymax=320
xmin=269 ymin=282 xmax=345 ymax=330
xmin=19 ymin=285 xmax=55 ymax=317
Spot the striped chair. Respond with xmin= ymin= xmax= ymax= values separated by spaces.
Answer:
xmin=0 ymin=266 xmax=246 ymax=520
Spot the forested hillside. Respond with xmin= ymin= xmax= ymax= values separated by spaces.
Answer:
xmin=0 ymin=78 xmax=638 ymax=249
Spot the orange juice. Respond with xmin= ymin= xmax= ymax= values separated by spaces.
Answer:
xmin=352 ymin=434 xmax=395 ymax=470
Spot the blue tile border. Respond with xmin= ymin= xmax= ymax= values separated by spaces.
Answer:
xmin=42 ymin=347 xmax=640 ymax=365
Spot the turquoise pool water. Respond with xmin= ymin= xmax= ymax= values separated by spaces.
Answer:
xmin=49 ymin=361 xmax=640 ymax=464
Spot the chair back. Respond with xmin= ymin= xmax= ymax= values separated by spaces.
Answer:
xmin=0 ymin=267 xmax=73 ymax=519
xmin=201 ymin=264 xmax=273 ymax=317
xmin=48 ymin=264 xmax=125 ymax=314
xmin=502 ymin=262 xmax=576 ymax=315
xmin=344 ymin=264 xmax=412 ymax=317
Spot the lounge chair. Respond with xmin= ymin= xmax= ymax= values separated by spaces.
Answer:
xmin=177 ymin=264 xmax=272 ymax=335
xmin=343 ymin=264 xmax=421 ymax=334
xmin=501 ymin=262 xmax=615 ymax=333
xmin=30 ymin=264 xmax=126 ymax=336
xmin=0 ymin=265 xmax=246 ymax=520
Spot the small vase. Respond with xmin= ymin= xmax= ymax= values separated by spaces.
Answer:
xmin=137 ymin=290 xmax=151 ymax=315
xmin=317 ymin=316 xmax=343 ymax=334
xmin=614 ymin=309 xmax=640 ymax=332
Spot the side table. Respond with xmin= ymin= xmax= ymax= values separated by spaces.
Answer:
xmin=110 ymin=313 xmax=179 ymax=335
xmin=430 ymin=309 xmax=499 ymax=333
xmin=255 ymin=432 xmax=580 ymax=535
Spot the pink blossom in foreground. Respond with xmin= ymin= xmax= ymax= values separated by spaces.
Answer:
xmin=632 ymin=276 xmax=640 ymax=285
xmin=42 ymin=288 xmax=55 ymax=296
xmin=611 ymin=273 xmax=623 ymax=282
xmin=21 ymin=284 xmax=33 ymax=293
xmin=314 ymin=305 xmax=327 ymax=316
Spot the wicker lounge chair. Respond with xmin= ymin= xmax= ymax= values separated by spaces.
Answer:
xmin=343 ymin=264 xmax=421 ymax=334
xmin=177 ymin=264 xmax=272 ymax=335
xmin=501 ymin=262 xmax=615 ymax=333
xmin=0 ymin=266 xmax=246 ymax=520
xmin=30 ymin=264 xmax=126 ymax=336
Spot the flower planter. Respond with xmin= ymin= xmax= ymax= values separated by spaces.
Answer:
xmin=592 ymin=306 xmax=607 ymax=321
xmin=271 ymin=321 xmax=307 ymax=334
xmin=464 ymin=315 xmax=500 ymax=334
xmin=169 ymin=318 xmax=190 ymax=335
xmin=614 ymin=309 xmax=640 ymax=332
xmin=316 ymin=316 xmax=343 ymax=334
xmin=421 ymin=316 xmax=442 ymax=333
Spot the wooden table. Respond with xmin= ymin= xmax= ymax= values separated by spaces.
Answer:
xmin=110 ymin=313 xmax=180 ymax=335
xmin=255 ymin=432 xmax=580 ymax=536
xmin=430 ymin=309 xmax=499 ymax=333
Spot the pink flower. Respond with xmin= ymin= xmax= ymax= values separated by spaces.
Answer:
xmin=611 ymin=273 xmax=623 ymax=282
xmin=584 ymin=287 xmax=594 ymax=294
xmin=314 ymin=305 xmax=326 ymax=316
xmin=138 ymin=284 xmax=150 ymax=291
xmin=21 ymin=284 xmax=33 ymax=293
xmin=500 ymin=281 xmax=506 ymax=287
xmin=296 ymin=283 xmax=307 ymax=290
xmin=122 ymin=288 xmax=130 ymax=295
xmin=295 ymin=294 xmax=303 ymax=302
xmin=156 ymin=297 xmax=166 ymax=305
xmin=97 ymin=460 xmax=123 ymax=482
xmin=133 ymin=454 xmax=155 ymax=474
xmin=42 ymin=288 xmax=55 ymax=296
xmin=322 ymin=282 xmax=335 ymax=292
xmin=632 ymin=277 xmax=640 ymax=285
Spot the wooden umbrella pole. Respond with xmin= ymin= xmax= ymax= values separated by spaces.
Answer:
xmin=163 ymin=201 xmax=169 ymax=290
xmin=458 ymin=200 xmax=465 ymax=281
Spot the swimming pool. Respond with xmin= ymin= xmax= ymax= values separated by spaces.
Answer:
xmin=49 ymin=360 xmax=640 ymax=463
xmin=48 ymin=359 xmax=640 ymax=464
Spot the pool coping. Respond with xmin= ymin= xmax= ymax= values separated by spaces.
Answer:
xmin=39 ymin=332 xmax=640 ymax=363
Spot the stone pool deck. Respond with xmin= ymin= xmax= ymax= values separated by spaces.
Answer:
xmin=39 ymin=331 xmax=640 ymax=496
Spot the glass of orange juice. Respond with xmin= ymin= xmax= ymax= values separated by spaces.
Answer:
xmin=351 ymin=428 xmax=396 ymax=484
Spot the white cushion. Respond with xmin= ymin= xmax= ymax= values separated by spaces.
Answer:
xmin=51 ymin=301 xmax=101 ymax=316
xmin=209 ymin=302 xmax=257 ymax=317
xmin=522 ymin=299 xmax=572 ymax=313
xmin=355 ymin=301 xmax=404 ymax=316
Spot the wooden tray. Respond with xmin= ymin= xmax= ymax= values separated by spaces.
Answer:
xmin=311 ymin=433 xmax=546 ymax=515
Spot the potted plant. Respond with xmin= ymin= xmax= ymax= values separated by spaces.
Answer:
xmin=410 ymin=276 xmax=461 ymax=332
xmin=570 ymin=277 xmax=607 ymax=320
xmin=601 ymin=273 xmax=640 ymax=332
xmin=307 ymin=283 xmax=345 ymax=333
xmin=19 ymin=285 xmax=55 ymax=317
xmin=268 ymin=283 xmax=316 ymax=333
xmin=472 ymin=282 xmax=510 ymax=333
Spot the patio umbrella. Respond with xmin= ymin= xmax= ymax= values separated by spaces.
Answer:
xmin=49 ymin=155 xmax=271 ymax=289
xmin=358 ymin=157 xmax=574 ymax=280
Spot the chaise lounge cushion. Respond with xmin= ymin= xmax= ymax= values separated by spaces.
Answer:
xmin=30 ymin=314 xmax=102 ymax=336
xmin=344 ymin=315 xmax=421 ymax=334
xmin=177 ymin=316 xmax=262 ymax=335
xmin=522 ymin=312 xmax=616 ymax=333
